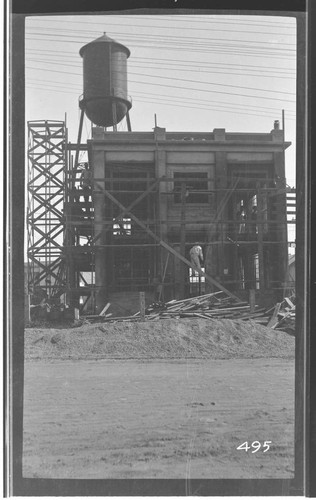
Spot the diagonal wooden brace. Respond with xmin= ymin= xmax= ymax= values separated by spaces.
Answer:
xmin=102 ymin=189 xmax=242 ymax=302
xmin=92 ymin=176 xmax=163 ymax=244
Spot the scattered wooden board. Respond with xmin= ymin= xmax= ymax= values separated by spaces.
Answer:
xmin=267 ymin=303 xmax=282 ymax=328
xmin=82 ymin=294 xmax=296 ymax=329
xmin=99 ymin=302 xmax=111 ymax=316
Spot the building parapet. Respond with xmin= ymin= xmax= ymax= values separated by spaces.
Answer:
xmin=91 ymin=126 xmax=289 ymax=147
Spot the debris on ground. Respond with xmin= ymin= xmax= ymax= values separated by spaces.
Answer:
xmin=266 ymin=295 xmax=295 ymax=334
xmin=81 ymin=292 xmax=296 ymax=334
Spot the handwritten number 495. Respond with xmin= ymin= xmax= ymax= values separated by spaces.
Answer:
xmin=237 ymin=441 xmax=272 ymax=453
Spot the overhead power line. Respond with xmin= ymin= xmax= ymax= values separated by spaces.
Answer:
xmin=132 ymin=55 xmax=296 ymax=73
xmin=131 ymin=90 xmax=296 ymax=115
xmin=27 ymin=77 xmax=296 ymax=116
xmin=131 ymin=92 xmax=293 ymax=118
xmin=26 ymin=56 xmax=295 ymax=81
xmin=26 ymin=37 xmax=296 ymax=61
xmin=26 ymin=26 xmax=296 ymax=47
xmin=26 ymin=58 xmax=296 ymax=94
xmin=135 ymin=97 xmax=296 ymax=121
xmin=27 ymin=16 xmax=296 ymax=37
xmin=26 ymin=64 xmax=296 ymax=104
xmin=129 ymin=71 xmax=295 ymax=95
xmin=26 ymin=48 xmax=296 ymax=74
xmin=117 ymin=14 xmax=297 ymax=29
xmin=29 ymin=14 xmax=296 ymax=29
xmin=27 ymin=84 xmax=295 ymax=121
xmin=26 ymin=76 xmax=296 ymax=115
xmin=26 ymin=31 xmax=296 ymax=52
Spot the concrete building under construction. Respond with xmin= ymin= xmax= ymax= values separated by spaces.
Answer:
xmin=27 ymin=34 xmax=291 ymax=317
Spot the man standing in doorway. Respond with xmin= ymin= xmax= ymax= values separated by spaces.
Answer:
xmin=190 ymin=243 xmax=204 ymax=273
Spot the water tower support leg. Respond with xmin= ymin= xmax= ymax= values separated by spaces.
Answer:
xmin=126 ymin=111 xmax=132 ymax=132
xmin=112 ymin=101 xmax=117 ymax=132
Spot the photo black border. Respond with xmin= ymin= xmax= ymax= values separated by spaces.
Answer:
xmin=7 ymin=0 xmax=309 ymax=496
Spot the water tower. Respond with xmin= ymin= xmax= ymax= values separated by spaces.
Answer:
xmin=79 ymin=34 xmax=132 ymax=130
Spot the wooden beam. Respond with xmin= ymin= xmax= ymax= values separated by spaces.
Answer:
xmin=99 ymin=302 xmax=111 ymax=316
xmin=158 ymin=253 xmax=170 ymax=302
xmin=139 ymin=292 xmax=146 ymax=320
xmin=92 ymin=177 xmax=162 ymax=244
xmin=267 ymin=302 xmax=281 ymax=328
xmin=67 ymin=144 xmax=89 ymax=151
xmin=249 ymin=289 xmax=256 ymax=313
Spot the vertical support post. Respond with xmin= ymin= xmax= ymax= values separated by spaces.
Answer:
xmin=257 ymin=187 xmax=265 ymax=288
xmin=139 ymin=292 xmax=146 ymax=320
xmin=274 ymin=151 xmax=288 ymax=289
xmin=93 ymin=142 xmax=108 ymax=313
xmin=179 ymin=182 xmax=187 ymax=299
xmin=154 ymin=139 xmax=167 ymax=291
xmin=25 ymin=294 xmax=31 ymax=323
xmin=91 ymin=288 xmax=96 ymax=314
xmin=211 ymin=144 xmax=227 ymax=292
xmin=68 ymin=255 xmax=77 ymax=309
xmin=249 ymin=289 xmax=256 ymax=312
xmin=158 ymin=252 xmax=170 ymax=302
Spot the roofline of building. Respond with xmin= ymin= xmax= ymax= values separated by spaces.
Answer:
xmin=87 ymin=138 xmax=292 ymax=150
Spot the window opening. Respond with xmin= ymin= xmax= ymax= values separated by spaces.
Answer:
xmin=113 ymin=217 xmax=132 ymax=236
xmin=254 ymin=253 xmax=260 ymax=289
xmin=174 ymin=172 xmax=208 ymax=203
xmin=189 ymin=266 xmax=205 ymax=295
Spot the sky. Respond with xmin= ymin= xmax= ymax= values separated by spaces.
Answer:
xmin=25 ymin=13 xmax=297 ymax=186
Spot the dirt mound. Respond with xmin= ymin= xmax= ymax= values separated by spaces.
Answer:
xmin=24 ymin=318 xmax=294 ymax=361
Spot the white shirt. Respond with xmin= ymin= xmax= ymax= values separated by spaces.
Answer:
xmin=190 ymin=245 xmax=203 ymax=260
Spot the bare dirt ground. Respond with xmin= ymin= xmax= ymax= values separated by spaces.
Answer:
xmin=23 ymin=318 xmax=295 ymax=479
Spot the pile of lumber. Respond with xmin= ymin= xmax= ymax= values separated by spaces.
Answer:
xmin=134 ymin=292 xmax=296 ymax=331
xmin=133 ymin=292 xmax=267 ymax=321
xmin=82 ymin=293 xmax=295 ymax=331
xmin=265 ymin=296 xmax=295 ymax=332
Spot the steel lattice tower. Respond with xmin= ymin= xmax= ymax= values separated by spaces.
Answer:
xmin=27 ymin=120 xmax=67 ymax=298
